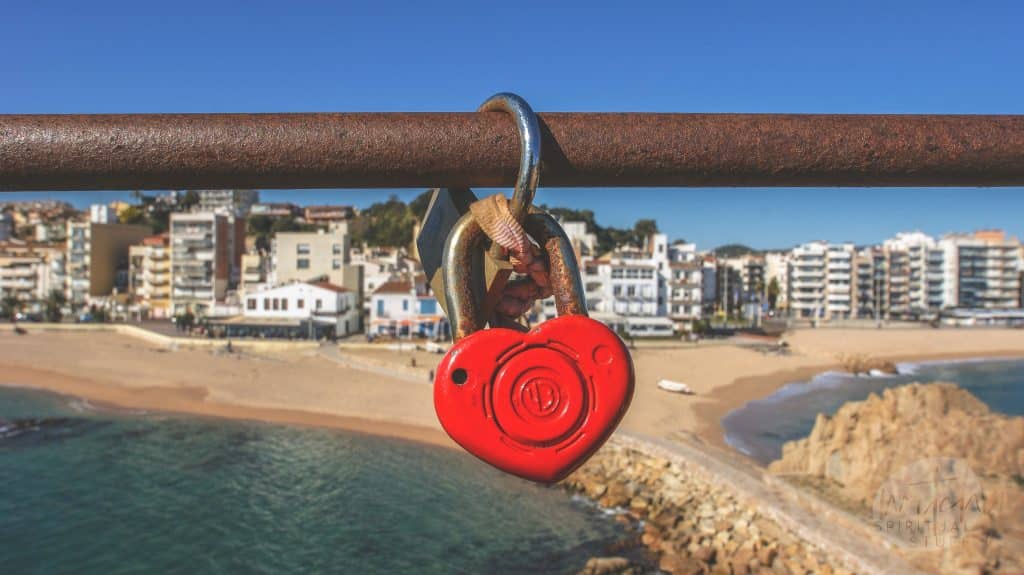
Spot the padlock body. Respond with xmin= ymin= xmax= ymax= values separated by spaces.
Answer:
xmin=433 ymin=315 xmax=634 ymax=483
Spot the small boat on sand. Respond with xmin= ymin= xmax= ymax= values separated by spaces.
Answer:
xmin=657 ymin=379 xmax=695 ymax=395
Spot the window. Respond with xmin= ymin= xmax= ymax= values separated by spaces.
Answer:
xmin=627 ymin=286 xmax=636 ymax=296
xmin=297 ymin=299 xmax=304 ymax=309
xmin=296 ymin=243 xmax=310 ymax=255
xmin=376 ymin=300 xmax=384 ymax=316
xmin=402 ymin=299 xmax=409 ymax=311
xmin=263 ymin=298 xmax=269 ymax=310
xmin=316 ymin=299 xmax=323 ymax=310
xmin=332 ymin=259 xmax=341 ymax=270
xmin=332 ymin=243 xmax=342 ymax=255
xmin=611 ymin=269 xmax=624 ymax=279
xmin=297 ymin=258 xmax=310 ymax=269
xmin=613 ymin=285 xmax=622 ymax=296
xmin=282 ymin=299 xmax=288 ymax=311
xmin=247 ymin=299 xmax=256 ymax=310
xmin=273 ymin=299 xmax=279 ymax=310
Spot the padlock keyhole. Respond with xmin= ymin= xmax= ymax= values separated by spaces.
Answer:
xmin=451 ymin=368 xmax=468 ymax=385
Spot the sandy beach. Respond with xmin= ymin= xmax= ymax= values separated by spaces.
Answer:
xmin=2 ymin=326 xmax=1023 ymax=456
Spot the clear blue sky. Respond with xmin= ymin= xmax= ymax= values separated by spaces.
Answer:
xmin=4 ymin=1 xmax=1023 ymax=249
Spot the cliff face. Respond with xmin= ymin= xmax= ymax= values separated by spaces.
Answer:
xmin=770 ymin=382 xmax=1024 ymax=574
xmin=770 ymin=382 xmax=1022 ymax=499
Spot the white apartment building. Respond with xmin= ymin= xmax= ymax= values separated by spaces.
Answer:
xmin=170 ymin=213 xmax=239 ymax=316
xmin=128 ymin=234 xmax=171 ymax=319
xmin=882 ymin=231 xmax=935 ymax=317
xmin=788 ymin=241 xmax=855 ymax=319
xmin=0 ymin=242 xmax=66 ymax=313
xmin=368 ymin=278 xmax=447 ymax=339
xmin=89 ymin=204 xmax=117 ymax=224
xmin=576 ymin=233 xmax=689 ymax=337
xmin=665 ymin=241 xmax=703 ymax=331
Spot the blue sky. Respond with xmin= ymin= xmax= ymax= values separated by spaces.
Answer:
xmin=4 ymin=1 xmax=1023 ymax=249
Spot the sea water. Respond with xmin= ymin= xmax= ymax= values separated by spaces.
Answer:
xmin=722 ymin=357 xmax=1024 ymax=464
xmin=0 ymin=387 xmax=627 ymax=574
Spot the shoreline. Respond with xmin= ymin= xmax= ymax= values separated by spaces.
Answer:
xmin=0 ymin=363 xmax=455 ymax=450
xmin=696 ymin=348 xmax=1024 ymax=461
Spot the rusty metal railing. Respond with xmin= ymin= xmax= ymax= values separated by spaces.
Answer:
xmin=2 ymin=113 xmax=1024 ymax=190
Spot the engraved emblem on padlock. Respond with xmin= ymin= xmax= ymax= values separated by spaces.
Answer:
xmin=433 ymin=211 xmax=635 ymax=483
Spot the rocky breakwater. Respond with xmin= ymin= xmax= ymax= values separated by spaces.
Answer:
xmin=770 ymin=382 xmax=1024 ymax=575
xmin=565 ymin=440 xmax=855 ymax=575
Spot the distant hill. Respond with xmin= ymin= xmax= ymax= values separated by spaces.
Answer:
xmin=712 ymin=243 xmax=759 ymax=257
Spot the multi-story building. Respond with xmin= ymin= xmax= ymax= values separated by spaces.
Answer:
xmin=169 ymin=212 xmax=243 ymax=316
xmin=0 ymin=241 xmax=66 ymax=313
xmin=304 ymin=205 xmax=356 ymax=225
xmin=368 ymin=277 xmax=446 ymax=339
xmin=763 ymin=251 xmax=790 ymax=311
xmin=787 ymin=241 xmax=855 ymax=320
xmin=665 ymin=241 xmax=702 ymax=331
xmin=854 ymin=247 xmax=888 ymax=320
xmin=271 ymin=224 xmax=352 ymax=287
xmin=240 ymin=251 xmax=269 ymax=294
xmin=128 ymin=234 xmax=171 ymax=319
xmin=943 ymin=230 xmax=1021 ymax=309
xmin=0 ymin=212 xmax=13 ymax=241
xmin=882 ymin=232 xmax=935 ymax=318
xmin=89 ymin=204 xmax=117 ymax=224
xmin=577 ymin=233 xmax=685 ymax=336
xmin=195 ymin=189 xmax=259 ymax=217
xmin=65 ymin=221 xmax=151 ymax=308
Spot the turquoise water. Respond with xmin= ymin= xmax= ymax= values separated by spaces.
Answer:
xmin=0 ymin=387 xmax=628 ymax=574
xmin=722 ymin=358 xmax=1024 ymax=464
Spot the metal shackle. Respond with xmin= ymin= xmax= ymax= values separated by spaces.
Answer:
xmin=443 ymin=210 xmax=588 ymax=342
xmin=477 ymin=93 xmax=542 ymax=225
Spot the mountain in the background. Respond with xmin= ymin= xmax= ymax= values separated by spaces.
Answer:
xmin=711 ymin=243 xmax=759 ymax=258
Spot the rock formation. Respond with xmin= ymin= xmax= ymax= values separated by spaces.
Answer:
xmin=770 ymin=382 xmax=1024 ymax=574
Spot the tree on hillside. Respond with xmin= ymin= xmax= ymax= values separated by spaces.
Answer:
xmin=409 ymin=190 xmax=434 ymax=222
xmin=350 ymin=195 xmax=417 ymax=248
xmin=247 ymin=215 xmax=316 ymax=253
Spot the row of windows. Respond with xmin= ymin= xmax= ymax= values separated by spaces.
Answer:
xmin=296 ymin=258 xmax=343 ymax=270
xmin=610 ymin=268 xmax=655 ymax=279
xmin=295 ymin=243 xmax=344 ymax=256
xmin=247 ymin=297 xmax=325 ymax=311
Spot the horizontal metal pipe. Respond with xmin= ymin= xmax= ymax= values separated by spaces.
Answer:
xmin=2 ymin=113 xmax=1024 ymax=190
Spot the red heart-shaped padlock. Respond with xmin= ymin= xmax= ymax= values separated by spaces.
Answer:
xmin=434 ymin=314 xmax=634 ymax=483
